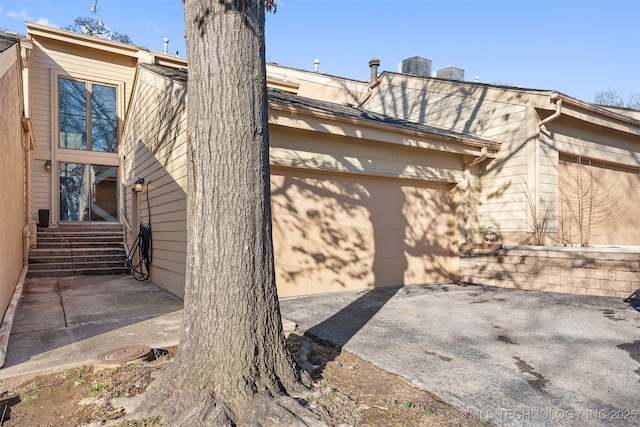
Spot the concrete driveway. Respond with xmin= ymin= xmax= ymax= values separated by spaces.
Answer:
xmin=2 ymin=276 xmax=638 ymax=426
xmin=280 ymin=283 xmax=640 ymax=426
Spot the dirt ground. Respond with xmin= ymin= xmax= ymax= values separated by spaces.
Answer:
xmin=0 ymin=333 xmax=487 ymax=426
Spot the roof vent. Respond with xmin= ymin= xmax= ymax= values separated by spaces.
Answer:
xmin=436 ymin=66 xmax=465 ymax=81
xmin=398 ymin=56 xmax=432 ymax=78
xmin=368 ymin=58 xmax=380 ymax=83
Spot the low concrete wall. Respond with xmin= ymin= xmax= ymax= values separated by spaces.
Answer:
xmin=459 ymin=244 xmax=639 ymax=298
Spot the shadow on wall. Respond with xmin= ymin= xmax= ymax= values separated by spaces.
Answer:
xmin=271 ymin=167 xmax=455 ymax=297
xmin=121 ymin=70 xmax=189 ymax=297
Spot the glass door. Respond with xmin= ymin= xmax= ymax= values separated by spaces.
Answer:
xmin=59 ymin=162 xmax=118 ymax=222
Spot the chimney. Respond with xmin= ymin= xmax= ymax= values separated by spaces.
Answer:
xmin=369 ymin=58 xmax=380 ymax=83
xmin=313 ymin=58 xmax=320 ymax=72
xmin=163 ymin=38 xmax=169 ymax=54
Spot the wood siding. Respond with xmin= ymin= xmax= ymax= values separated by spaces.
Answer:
xmin=366 ymin=75 xmax=530 ymax=241
xmin=123 ymin=67 xmax=470 ymax=297
xmin=121 ymin=68 xmax=188 ymax=297
xmin=28 ymin=36 xmax=137 ymax=220
xmin=0 ymin=46 xmax=25 ymax=320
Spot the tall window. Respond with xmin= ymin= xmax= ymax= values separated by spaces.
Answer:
xmin=59 ymin=77 xmax=117 ymax=153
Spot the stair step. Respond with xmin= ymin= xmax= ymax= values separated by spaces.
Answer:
xmin=37 ymin=242 xmax=124 ymax=249
xmin=29 ymin=260 xmax=127 ymax=271
xmin=30 ymin=223 xmax=128 ymax=278
xmin=27 ymin=268 xmax=130 ymax=278
xmin=29 ymin=254 xmax=127 ymax=263
xmin=29 ymin=248 xmax=126 ymax=257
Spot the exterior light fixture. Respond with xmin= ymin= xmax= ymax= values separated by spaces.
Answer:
xmin=134 ymin=177 xmax=145 ymax=192
xmin=483 ymin=226 xmax=501 ymax=243
xmin=44 ymin=160 xmax=52 ymax=171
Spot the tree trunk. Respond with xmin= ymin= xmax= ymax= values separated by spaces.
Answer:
xmin=135 ymin=1 xmax=320 ymax=425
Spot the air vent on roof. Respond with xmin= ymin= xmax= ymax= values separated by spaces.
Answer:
xmin=436 ymin=66 xmax=465 ymax=81
xmin=398 ymin=56 xmax=432 ymax=78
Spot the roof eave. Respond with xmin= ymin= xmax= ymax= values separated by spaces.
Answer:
xmin=269 ymin=100 xmax=501 ymax=154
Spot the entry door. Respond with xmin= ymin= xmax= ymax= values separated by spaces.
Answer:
xmin=59 ymin=162 xmax=118 ymax=222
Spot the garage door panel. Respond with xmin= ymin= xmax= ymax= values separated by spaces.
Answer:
xmin=271 ymin=169 xmax=454 ymax=297
xmin=559 ymin=159 xmax=640 ymax=245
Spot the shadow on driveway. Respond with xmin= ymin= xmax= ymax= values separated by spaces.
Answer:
xmin=281 ymin=282 xmax=640 ymax=427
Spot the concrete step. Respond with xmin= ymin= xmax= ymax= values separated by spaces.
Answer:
xmin=30 ymin=223 xmax=128 ymax=278
xmin=40 ymin=223 xmax=123 ymax=230
xmin=29 ymin=247 xmax=126 ymax=257
xmin=37 ymin=241 xmax=125 ymax=249
xmin=37 ymin=230 xmax=123 ymax=237
xmin=29 ymin=259 xmax=127 ymax=271
xmin=37 ymin=236 xmax=124 ymax=244
xmin=29 ymin=254 xmax=127 ymax=264
xmin=28 ymin=268 xmax=130 ymax=278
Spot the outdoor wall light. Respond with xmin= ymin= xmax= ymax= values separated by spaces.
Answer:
xmin=483 ymin=226 xmax=501 ymax=243
xmin=134 ymin=177 xmax=145 ymax=192
xmin=44 ymin=160 xmax=52 ymax=171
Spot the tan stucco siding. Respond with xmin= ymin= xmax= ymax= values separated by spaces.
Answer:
xmin=271 ymin=168 xmax=456 ymax=297
xmin=28 ymin=36 xmax=136 ymax=220
xmin=121 ymin=68 xmax=187 ymax=297
xmin=0 ymin=47 xmax=25 ymax=320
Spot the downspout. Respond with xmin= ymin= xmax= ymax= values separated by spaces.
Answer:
xmin=537 ymin=97 xmax=563 ymax=133
xmin=465 ymin=146 xmax=488 ymax=169
xmin=534 ymin=96 xmax=562 ymax=237
xmin=357 ymin=58 xmax=381 ymax=108
xmin=463 ymin=147 xmax=489 ymax=242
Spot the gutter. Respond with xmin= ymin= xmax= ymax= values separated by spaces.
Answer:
xmin=465 ymin=146 xmax=488 ymax=169
xmin=537 ymin=97 xmax=563 ymax=134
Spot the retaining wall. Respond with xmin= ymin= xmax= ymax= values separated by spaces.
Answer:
xmin=459 ymin=244 xmax=640 ymax=298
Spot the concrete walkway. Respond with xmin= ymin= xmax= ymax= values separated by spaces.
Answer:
xmin=280 ymin=283 xmax=640 ymax=427
xmin=0 ymin=275 xmax=183 ymax=384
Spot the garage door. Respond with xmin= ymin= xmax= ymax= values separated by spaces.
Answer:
xmin=558 ymin=157 xmax=640 ymax=246
xmin=271 ymin=168 xmax=456 ymax=297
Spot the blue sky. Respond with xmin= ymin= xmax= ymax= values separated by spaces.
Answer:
xmin=1 ymin=0 xmax=638 ymax=104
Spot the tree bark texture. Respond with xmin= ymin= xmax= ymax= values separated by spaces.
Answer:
xmin=136 ymin=1 xmax=320 ymax=425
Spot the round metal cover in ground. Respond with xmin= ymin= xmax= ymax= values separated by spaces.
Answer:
xmin=95 ymin=344 xmax=153 ymax=368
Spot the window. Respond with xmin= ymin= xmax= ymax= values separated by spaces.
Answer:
xmin=59 ymin=77 xmax=118 ymax=153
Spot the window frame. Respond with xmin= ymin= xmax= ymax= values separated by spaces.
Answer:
xmin=57 ymin=75 xmax=120 ymax=153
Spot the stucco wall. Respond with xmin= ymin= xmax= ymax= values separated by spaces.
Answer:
xmin=0 ymin=45 xmax=26 ymax=319
xmin=460 ymin=244 xmax=639 ymax=298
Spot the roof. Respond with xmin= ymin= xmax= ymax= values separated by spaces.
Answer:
xmin=0 ymin=34 xmax=20 ymax=53
xmin=139 ymin=63 xmax=500 ymax=151
xmin=378 ymin=71 xmax=640 ymax=128
xmin=268 ymin=90 xmax=499 ymax=149
xmin=140 ymin=63 xmax=187 ymax=84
